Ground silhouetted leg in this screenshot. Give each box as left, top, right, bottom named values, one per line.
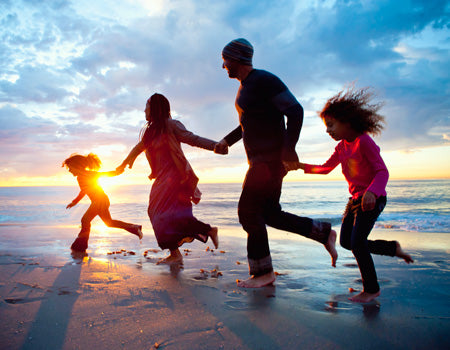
left=71, top=204, right=98, bottom=251
left=350, top=197, right=387, bottom=293
left=260, top=165, right=331, bottom=244
left=340, top=198, right=355, bottom=251
left=238, top=163, right=273, bottom=276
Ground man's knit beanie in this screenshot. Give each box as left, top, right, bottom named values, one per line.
left=222, top=38, right=253, bottom=66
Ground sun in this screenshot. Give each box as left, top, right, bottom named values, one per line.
left=97, top=175, right=118, bottom=194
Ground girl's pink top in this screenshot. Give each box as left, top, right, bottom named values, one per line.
left=304, top=133, right=389, bottom=199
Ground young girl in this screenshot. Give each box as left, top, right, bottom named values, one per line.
left=63, top=153, right=143, bottom=252
left=291, top=87, right=413, bottom=303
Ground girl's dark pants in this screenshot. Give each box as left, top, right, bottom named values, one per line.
left=238, top=161, right=329, bottom=276
left=340, top=196, right=396, bottom=293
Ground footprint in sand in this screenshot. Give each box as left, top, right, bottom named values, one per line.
left=343, top=263, right=359, bottom=268
left=4, top=296, right=47, bottom=304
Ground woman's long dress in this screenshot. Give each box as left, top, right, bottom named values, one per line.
left=146, top=119, right=216, bottom=250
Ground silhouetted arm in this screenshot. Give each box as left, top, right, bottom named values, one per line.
left=98, top=170, right=122, bottom=177
left=214, top=125, right=241, bottom=155
left=223, top=126, right=242, bottom=147
left=118, top=141, right=145, bottom=170
left=67, top=190, right=85, bottom=209
left=171, top=120, right=217, bottom=150
left=303, top=151, right=340, bottom=174
left=272, top=89, right=303, bottom=163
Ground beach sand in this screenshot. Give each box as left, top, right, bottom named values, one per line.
left=0, top=224, right=449, bottom=349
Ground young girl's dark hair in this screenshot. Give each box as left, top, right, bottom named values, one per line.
left=62, top=153, right=101, bottom=171
left=141, top=93, right=172, bottom=146
left=319, top=87, right=385, bottom=136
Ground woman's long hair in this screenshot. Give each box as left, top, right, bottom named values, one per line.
left=141, top=93, right=171, bottom=147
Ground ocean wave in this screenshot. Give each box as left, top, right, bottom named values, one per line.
left=376, top=219, right=450, bottom=233
left=1, top=181, right=449, bottom=234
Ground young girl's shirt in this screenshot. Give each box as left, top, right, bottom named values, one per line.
left=77, top=171, right=108, bottom=201
left=304, top=133, right=389, bottom=199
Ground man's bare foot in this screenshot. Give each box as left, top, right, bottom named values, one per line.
left=156, top=249, right=183, bottom=265
left=208, top=227, right=219, bottom=249
left=349, top=290, right=380, bottom=303
left=325, top=229, right=338, bottom=267
left=395, top=241, right=414, bottom=263
left=237, top=271, right=275, bottom=288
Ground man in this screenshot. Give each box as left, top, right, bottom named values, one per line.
left=214, top=38, right=337, bottom=288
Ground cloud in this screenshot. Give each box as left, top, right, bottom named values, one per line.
left=0, top=0, right=449, bottom=183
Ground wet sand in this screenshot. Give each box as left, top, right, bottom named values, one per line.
left=0, top=225, right=449, bottom=349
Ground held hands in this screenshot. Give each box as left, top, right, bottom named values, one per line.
left=114, top=166, right=125, bottom=175
left=362, top=191, right=376, bottom=212
left=214, top=139, right=229, bottom=155
left=116, top=164, right=127, bottom=174
left=283, top=161, right=304, bottom=172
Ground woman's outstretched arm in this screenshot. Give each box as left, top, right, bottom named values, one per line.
left=171, top=120, right=217, bottom=151
left=117, top=141, right=145, bottom=171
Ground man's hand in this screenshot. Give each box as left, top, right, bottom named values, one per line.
left=362, top=191, right=376, bottom=212
left=283, top=161, right=303, bottom=172
left=66, top=202, right=75, bottom=209
left=214, top=139, right=229, bottom=155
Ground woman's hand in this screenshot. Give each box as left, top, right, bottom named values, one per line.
left=116, top=164, right=127, bottom=173
left=214, top=139, right=229, bottom=155
left=362, top=191, right=376, bottom=212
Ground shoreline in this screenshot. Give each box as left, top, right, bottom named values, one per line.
left=0, top=225, right=449, bottom=349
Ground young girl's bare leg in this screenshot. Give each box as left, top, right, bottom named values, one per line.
left=71, top=205, right=97, bottom=251
left=349, top=290, right=380, bottom=303
left=237, top=271, right=276, bottom=288
left=325, top=229, right=338, bottom=267
left=157, top=248, right=183, bottom=265
left=100, top=210, right=143, bottom=239
left=395, top=241, right=414, bottom=263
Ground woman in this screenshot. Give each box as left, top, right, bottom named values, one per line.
left=118, top=93, right=220, bottom=264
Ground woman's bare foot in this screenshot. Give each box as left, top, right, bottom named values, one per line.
left=395, top=241, right=414, bottom=263
left=325, top=229, right=338, bottom=267
left=135, top=225, right=143, bottom=240
left=349, top=290, right=380, bottom=303
left=208, top=227, right=219, bottom=249
left=156, top=249, right=183, bottom=265
left=237, top=271, right=275, bottom=288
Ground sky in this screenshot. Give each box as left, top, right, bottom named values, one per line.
left=0, top=0, right=449, bottom=187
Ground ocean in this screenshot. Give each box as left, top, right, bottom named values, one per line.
left=0, top=179, right=449, bottom=234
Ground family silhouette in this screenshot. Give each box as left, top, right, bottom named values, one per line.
left=63, top=38, right=413, bottom=303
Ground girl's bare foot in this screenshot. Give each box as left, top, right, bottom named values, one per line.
left=208, top=227, right=219, bottom=249
left=325, top=229, right=338, bottom=267
left=156, top=249, right=183, bottom=265
left=395, top=241, right=414, bottom=263
left=237, top=271, right=275, bottom=288
left=349, top=290, right=380, bottom=303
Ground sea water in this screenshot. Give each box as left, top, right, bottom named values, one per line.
left=0, top=179, right=448, bottom=234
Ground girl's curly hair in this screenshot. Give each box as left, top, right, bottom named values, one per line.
left=62, top=153, right=101, bottom=171
left=319, top=86, right=385, bottom=136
